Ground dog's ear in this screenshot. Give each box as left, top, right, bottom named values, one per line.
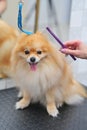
left=36, top=31, right=42, bottom=36
left=17, top=33, right=28, bottom=44
left=35, top=31, right=49, bottom=42
left=19, top=33, right=28, bottom=39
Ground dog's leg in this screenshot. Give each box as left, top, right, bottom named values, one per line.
left=46, top=89, right=59, bottom=117
left=17, top=91, right=23, bottom=98
left=57, top=101, right=63, bottom=108
left=64, top=83, right=86, bottom=105
left=16, top=89, right=31, bottom=110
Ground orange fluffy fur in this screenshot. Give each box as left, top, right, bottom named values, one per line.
left=10, top=32, right=87, bottom=117
left=0, top=20, right=19, bottom=78
left=0, top=20, right=87, bottom=117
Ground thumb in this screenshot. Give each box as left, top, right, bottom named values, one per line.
left=60, top=48, right=80, bottom=57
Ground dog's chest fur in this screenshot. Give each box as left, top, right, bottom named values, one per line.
left=15, top=63, right=61, bottom=101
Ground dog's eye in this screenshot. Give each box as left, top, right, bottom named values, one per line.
left=24, top=50, right=30, bottom=55
left=37, top=50, right=42, bottom=54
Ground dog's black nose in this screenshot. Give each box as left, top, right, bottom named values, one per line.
left=30, top=57, right=36, bottom=63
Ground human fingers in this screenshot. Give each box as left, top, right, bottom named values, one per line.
left=60, top=48, right=81, bottom=58
left=64, top=40, right=81, bottom=48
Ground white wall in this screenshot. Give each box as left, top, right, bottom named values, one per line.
left=69, top=0, right=87, bottom=85
left=2, top=0, right=18, bottom=27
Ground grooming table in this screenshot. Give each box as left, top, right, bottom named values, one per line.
left=0, top=88, right=87, bottom=130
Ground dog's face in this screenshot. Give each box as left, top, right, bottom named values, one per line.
left=14, top=32, right=52, bottom=71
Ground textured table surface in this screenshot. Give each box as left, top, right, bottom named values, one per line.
left=0, top=88, right=87, bottom=130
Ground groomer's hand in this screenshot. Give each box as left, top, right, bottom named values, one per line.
left=61, top=40, right=87, bottom=59
left=0, top=0, right=7, bottom=15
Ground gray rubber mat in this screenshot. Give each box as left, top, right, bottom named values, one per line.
left=0, top=88, right=87, bottom=130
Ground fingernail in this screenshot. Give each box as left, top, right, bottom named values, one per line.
left=60, top=49, right=65, bottom=52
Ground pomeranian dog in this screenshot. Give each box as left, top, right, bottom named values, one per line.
left=1, top=20, right=86, bottom=117
left=0, top=20, right=19, bottom=78
left=11, top=32, right=87, bottom=117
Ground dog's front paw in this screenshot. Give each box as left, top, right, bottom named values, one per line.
left=17, top=91, right=23, bottom=98
left=47, top=105, right=59, bottom=117
left=57, top=102, right=63, bottom=108
left=16, top=98, right=30, bottom=110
